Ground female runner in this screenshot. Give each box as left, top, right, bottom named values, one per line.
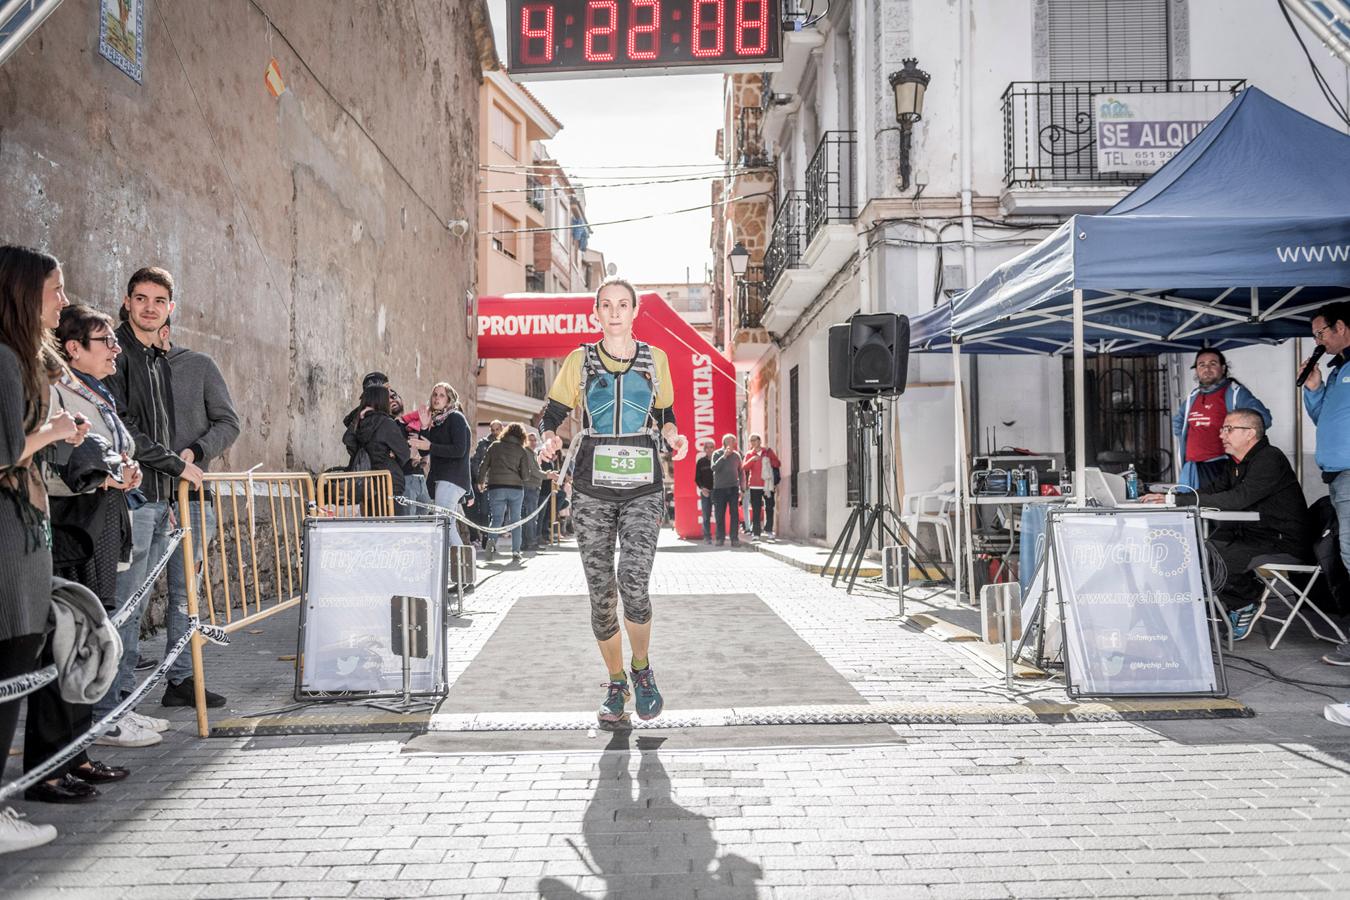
left=539, top=277, right=687, bottom=728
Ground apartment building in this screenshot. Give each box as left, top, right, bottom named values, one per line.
left=712, top=0, right=1349, bottom=544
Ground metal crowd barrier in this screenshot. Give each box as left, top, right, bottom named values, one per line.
left=315, top=470, right=394, bottom=518
left=181, top=471, right=315, bottom=737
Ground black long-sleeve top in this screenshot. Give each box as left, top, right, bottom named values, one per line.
left=425, top=410, right=472, bottom=490
left=1188, top=436, right=1311, bottom=556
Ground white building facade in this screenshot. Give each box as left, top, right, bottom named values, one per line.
left=714, top=0, right=1350, bottom=545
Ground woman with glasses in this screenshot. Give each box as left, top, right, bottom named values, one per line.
left=24, top=304, right=149, bottom=805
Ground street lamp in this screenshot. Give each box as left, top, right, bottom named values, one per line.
left=887, top=58, right=930, bottom=192
left=728, top=241, right=750, bottom=277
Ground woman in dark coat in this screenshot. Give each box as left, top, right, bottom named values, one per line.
left=0, top=245, right=86, bottom=852
left=423, top=381, right=472, bottom=546
left=342, top=385, right=411, bottom=502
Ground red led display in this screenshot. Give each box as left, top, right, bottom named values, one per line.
left=507, top=0, right=781, bottom=78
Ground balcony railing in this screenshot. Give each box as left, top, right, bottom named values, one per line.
left=525, top=362, right=547, bottom=400
left=737, top=265, right=767, bottom=329
left=525, top=267, right=545, bottom=292
left=736, top=106, right=772, bottom=169
left=764, top=191, right=806, bottom=294
left=805, top=131, right=856, bottom=246
left=526, top=175, right=546, bottom=212
left=1002, top=79, right=1246, bottom=189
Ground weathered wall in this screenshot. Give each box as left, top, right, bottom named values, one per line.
left=0, top=0, right=484, bottom=473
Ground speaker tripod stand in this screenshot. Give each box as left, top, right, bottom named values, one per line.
left=823, top=398, right=950, bottom=594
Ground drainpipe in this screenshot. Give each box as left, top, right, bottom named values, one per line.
left=959, top=0, right=979, bottom=470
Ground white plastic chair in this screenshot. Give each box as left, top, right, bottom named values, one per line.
left=902, top=481, right=956, bottom=562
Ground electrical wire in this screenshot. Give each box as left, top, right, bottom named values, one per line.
left=480, top=161, right=735, bottom=172
left=478, top=168, right=773, bottom=194
left=481, top=191, right=774, bottom=234
left=1277, top=0, right=1350, bottom=127
left=1225, top=655, right=1345, bottom=701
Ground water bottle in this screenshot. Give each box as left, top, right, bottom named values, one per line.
left=1124, top=464, right=1140, bottom=500
left=1014, top=467, right=1029, bottom=497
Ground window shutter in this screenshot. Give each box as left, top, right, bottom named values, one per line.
left=1047, top=0, right=1170, bottom=81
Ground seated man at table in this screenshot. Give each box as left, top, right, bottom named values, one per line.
left=1143, top=407, right=1311, bottom=640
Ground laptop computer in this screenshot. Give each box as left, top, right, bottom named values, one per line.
left=1082, top=466, right=1129, bottom=508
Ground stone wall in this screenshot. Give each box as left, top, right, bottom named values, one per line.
left=0, top=0, right=488, bottom=474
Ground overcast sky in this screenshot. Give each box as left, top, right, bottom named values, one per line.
left=486, top=1, right=724, bottom=284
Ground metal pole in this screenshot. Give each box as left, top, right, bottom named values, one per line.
left=398, top=597, right=413, bottom=706
left=952, top=341, right=969, bottom=603
left=1294, top=338, right=1304, bottom=485
left=1072, top=289, right=1087, bottom=508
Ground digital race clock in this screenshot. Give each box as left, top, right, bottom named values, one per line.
left=506, top=0, right=784, bottom=79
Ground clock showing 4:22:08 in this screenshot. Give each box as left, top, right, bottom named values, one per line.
left=506, top=0, right=784, bottom=79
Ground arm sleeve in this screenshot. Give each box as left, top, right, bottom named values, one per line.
left=0, top=347, right=28, bottom=469
left=382, top=419, right=411, bottom=465
left=1171, top=402, right=1186, bottom=441
left=107, top=354, right=186, bottom=477
left=1303, top=383, right=1326, bottom=424
left=656, top=405, right=676, bottom=429
left=539, top=399, right=572, bottom=435
left=191, top=357, right=241, bottom=462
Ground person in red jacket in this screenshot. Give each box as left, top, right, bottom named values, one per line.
left=741, top=434, right=781, bottom=540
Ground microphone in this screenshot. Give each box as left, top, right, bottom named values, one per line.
left=1297, top=345, right=1327, bottom=387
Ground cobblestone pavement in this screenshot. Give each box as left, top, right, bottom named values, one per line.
left=4, top=535, right=1350, bottom=898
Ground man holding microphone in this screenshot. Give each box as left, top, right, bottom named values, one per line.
left=1302, top=303, right=1350, bottom=666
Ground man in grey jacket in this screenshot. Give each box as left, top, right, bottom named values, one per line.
left=159, top=319, right=240, bottom=708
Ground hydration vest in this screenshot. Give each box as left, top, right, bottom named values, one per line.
left=579, top=341, right=661, bottom=438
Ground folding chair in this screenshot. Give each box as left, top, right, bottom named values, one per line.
left=1251, top=555, right=1350, bottom=650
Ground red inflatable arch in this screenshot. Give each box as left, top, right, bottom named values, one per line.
left=476, top=292, right=738, bottom=540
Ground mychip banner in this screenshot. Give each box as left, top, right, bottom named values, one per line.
left=1094, top=91, right=1232, bottom=173
left=296, top=517, right=450, bottom=698
left=1050, top=508, right=1224, bottom=698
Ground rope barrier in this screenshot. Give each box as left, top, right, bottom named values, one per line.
left=0, top=617, right=228, bottom=803
left=0, top=530, right=185, bottom=703
left=396, top=491, right=556, bottom=535
left=0, top=665, right=57, bottom=703
left=110, top=530, right=184, bottom=629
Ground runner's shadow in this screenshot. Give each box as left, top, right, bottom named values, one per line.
left=538, top=732, right=762, bottom=899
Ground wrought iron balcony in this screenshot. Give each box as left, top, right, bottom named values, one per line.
left=735, top=106, right=772, bottom=169
left=526, top=175, right=546, bottom=212
left=525, top=266, right=545, bottom=292
left=805, top=131, right=857, bottom=247
left=737, top=266, right=766, bottom=330
left=1001, top=79, right=1246, bottom=189
left=763, top=191, right=806, bottom=294
left=525, top=362, right=547, bottom=400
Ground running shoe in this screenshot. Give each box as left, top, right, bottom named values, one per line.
left=597, top=679, right=631, bottom=728
left=631, top=665, right=664, bottom=721
left=0, top=807, right=57, bottom=854
left=1228, top=601, right=1264, bottom=641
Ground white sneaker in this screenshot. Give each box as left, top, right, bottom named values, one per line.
left=93, top=720, right=162, bottom=748
left=126, top=710, right=170, bottom=733
left=0, top=807, right=57, bottom=854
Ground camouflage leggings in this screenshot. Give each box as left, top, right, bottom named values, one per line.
left=571, top=490, right=665, bottom=641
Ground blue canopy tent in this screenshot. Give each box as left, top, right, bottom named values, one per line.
left=906, top=86, right=1350, bottom=598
